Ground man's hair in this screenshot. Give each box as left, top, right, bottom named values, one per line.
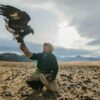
left=43, top=42, right=54, bottom=52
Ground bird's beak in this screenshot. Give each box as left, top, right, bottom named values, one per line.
left=31, top=29, right=34, bottom=34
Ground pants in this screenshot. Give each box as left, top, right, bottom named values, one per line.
left=28, top=69, right=59, bottom=92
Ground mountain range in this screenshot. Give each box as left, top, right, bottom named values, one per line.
left=0, top=52, right=99, bottom=62
left=0, top=38, right=100, bottom=62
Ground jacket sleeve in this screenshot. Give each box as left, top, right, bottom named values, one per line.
left=50, top=55, right=58, bottom=80
left=30, top=53, right=40, bottom=60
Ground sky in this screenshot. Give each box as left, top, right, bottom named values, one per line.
left=0, top=0, right=100, bottom=56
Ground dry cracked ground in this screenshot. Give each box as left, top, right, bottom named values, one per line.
left=0, top=61, right=100, bottom=100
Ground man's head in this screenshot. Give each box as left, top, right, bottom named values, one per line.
left=43, top=42, right=54, bottom=53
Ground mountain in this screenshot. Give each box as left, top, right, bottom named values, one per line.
left=57, top=55, right=100, bottom=61
left=0, top=53, right=32, bottom=62
left=0, top=53, right=100, bottom=62
left=0, top=38, right=100, bottom=61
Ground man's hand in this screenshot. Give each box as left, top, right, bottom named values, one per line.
left=46, top=74, right=54, bottom=82
left=20, top=42, right=26, bottom=51
left=20, top=43, right=33, bottom=58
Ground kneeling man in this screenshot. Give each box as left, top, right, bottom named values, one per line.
left=20, top=42, right=59, bottom=95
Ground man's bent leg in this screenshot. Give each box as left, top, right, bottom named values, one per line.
left=27, top=70, right=44, bottom=96
left=28, top=69, right=40, bottom=81
left=39, top=73, right=59, bottom=93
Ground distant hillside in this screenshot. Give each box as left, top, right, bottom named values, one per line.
left=57, top=55, right=100, bottom=61
left=0, top=53, right=32, bottom=62
left=0, top=37, right=100, bottom=62
left=0, top=53, right=100, bottom=62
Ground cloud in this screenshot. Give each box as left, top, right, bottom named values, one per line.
left=53, top=0, right=100, bottom=45
left=54, top=47, right=92, bottom=56
left=87, top=39, right=100, bottom=46
left=0, top=0, right=100, bottom=55
left=0, top=38, right=18, bottom=53
left=0, top=1, right=59, bottom=45
left=0, top=37, right=97, bottom=56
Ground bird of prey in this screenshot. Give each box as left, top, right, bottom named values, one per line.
left=0, top=4, right=34, bottom=43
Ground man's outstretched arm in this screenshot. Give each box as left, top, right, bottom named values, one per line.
left=20, top=43, right=33, bottom=58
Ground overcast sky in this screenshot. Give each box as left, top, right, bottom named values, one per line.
left=0, top=0, right=100, bottom=56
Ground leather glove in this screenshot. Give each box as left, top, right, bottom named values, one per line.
left=46, top=74, right=54, bottom=82
left=20, top=42, right=26, bottom=51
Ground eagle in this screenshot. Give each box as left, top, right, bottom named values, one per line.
left=0, top=4, right=34, bottom=43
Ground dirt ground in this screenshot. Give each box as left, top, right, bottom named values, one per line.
left=0, top=61, right=100, bottom=100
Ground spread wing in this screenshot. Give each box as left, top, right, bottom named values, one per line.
left=0, top=4, right=30, bottom=24
left=0, top=4, right=34, bottom=43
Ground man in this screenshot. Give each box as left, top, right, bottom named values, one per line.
left=20, top=42, right=59, bottom=95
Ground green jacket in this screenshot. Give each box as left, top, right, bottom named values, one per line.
left=30, top=51, right=58, bottom=80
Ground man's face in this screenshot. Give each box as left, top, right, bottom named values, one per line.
left=43, top=45, right=49, bottom=52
